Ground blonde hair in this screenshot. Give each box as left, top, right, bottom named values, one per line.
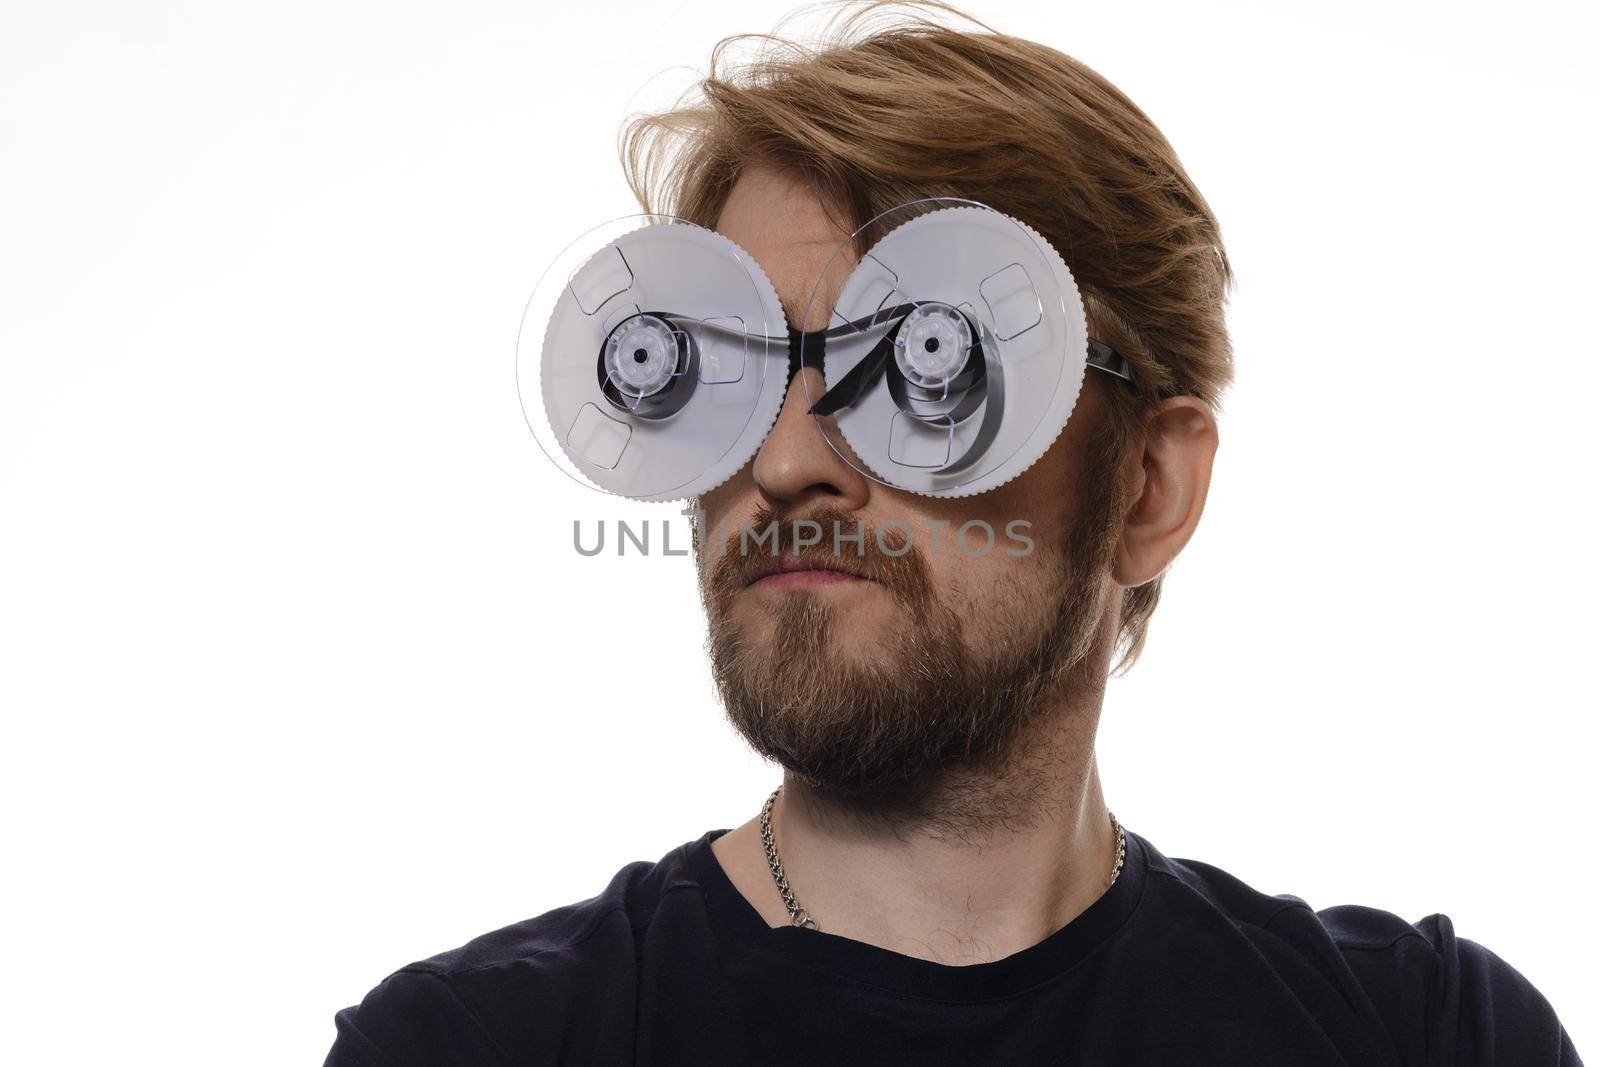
left=620, top=0, right=1234, bottom=672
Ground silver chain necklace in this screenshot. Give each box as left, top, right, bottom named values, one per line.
left=759, top=785, right=1126, bottom=932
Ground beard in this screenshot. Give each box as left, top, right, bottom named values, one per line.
left=697, top=440, right=1127, bottom=831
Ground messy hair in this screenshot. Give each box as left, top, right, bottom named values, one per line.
left=620, top=0, right=1234, bottom=673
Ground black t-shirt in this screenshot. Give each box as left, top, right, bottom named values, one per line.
left=324, top=828, right=1579, bottom=1065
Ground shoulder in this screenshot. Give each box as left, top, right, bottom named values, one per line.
left=1137, top=836, right=1579, bottom=1064
left=323, top=833, right=709, bottom=1066
left=1315, top=906, right=1580, bottom=1064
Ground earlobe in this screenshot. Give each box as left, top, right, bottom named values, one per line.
left=1111, top=397, right=1219, bottom=588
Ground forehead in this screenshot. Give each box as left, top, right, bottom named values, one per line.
left=712, top=166, right=857, bottom=332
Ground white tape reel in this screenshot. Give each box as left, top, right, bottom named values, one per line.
left=519, top=216, right=789, bottom=501
left=800, top=200, right=1089, bottom=498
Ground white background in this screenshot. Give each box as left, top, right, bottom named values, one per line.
left=2, top=1, right=1595, bottom=1061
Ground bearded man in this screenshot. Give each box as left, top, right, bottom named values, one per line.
left=324, top=5, right=1578, bottom=1063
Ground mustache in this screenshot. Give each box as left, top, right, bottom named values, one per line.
left=702, top=504, right=935, bottom=609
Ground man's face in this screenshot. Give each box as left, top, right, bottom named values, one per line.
left=696, top=166, right=1126, bottom=821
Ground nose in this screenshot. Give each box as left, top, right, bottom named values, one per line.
left=752, top=366, right=871, bottom=511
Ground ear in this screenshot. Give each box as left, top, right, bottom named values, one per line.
left=1112, top=396, right=1219, bottom=588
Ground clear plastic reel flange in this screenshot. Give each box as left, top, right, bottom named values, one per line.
left=797, top=198, right=1090, bottom=498
left=518, top=214, right=789, bottom=502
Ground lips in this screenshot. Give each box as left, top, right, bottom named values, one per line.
left=745, top=554, right=870, bottom=587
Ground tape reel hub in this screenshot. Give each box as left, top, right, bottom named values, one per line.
left=894, top=303, right=972, bottom=389
left=601, top=314, right=688, bottom=409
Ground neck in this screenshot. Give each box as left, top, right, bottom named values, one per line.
left=712, top=687, right=1118, bottom=966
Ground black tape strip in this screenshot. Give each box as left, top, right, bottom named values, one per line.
left=786, top=326, right=828, bottom=388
